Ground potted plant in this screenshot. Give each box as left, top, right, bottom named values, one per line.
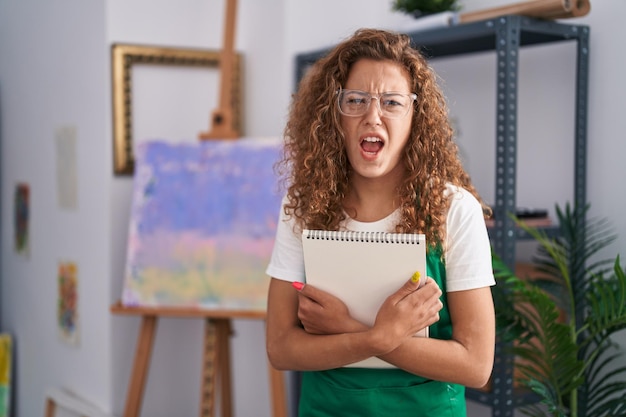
left=391, top=0, right=460, bottom=17
left=493, top=203, right=626, bottom=416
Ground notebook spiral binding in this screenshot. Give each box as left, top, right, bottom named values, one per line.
left=303, top=229, right=422, bottom=244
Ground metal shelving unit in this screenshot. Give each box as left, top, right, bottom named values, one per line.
left=409, top=14, right=589, bottom=270
left=409, top=15, right=590, bottom=416
left=294, top=15, right=589, bottom=416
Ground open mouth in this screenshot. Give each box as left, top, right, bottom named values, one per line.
left=360, top=137, right=384, bottom=154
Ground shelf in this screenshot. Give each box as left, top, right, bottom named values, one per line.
left=409, top=16, right=586, bottom=58
left=487, top=224, right=560, bottom=240
left=410, top=15, right=589, bottom=417
left=486, top=218, right=561, bottom=240
left=466, top=385, right=539, bottom=407
left=294, top=16, right=587, bottom=77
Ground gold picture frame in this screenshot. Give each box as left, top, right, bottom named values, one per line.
left=111, top=43, right=242, bottom=175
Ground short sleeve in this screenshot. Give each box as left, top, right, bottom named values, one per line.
left=265, top=196, right=306, bottom=283
left=444, top=186, right=496, bottom=292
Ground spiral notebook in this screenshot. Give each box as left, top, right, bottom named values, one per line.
left=302, top=229, right=428, bottom=368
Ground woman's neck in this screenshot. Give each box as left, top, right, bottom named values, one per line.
left=343, top=174, right=402, bottom=223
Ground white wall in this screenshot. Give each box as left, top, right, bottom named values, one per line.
left=0, top=1, right=111, bottom=417
left=1, top=1, right=625, bottom=417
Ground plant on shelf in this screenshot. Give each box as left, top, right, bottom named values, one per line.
left=391, top=0, right=460, bottom=17
left=492, top=203, right=626, bottom=416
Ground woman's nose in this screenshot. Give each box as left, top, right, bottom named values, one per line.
left=363, top=97, right=383, bottom=125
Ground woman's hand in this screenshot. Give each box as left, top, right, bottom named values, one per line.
left=293, top=282, right=367, bottom=335
left=372, top=276, right=443, bottom=353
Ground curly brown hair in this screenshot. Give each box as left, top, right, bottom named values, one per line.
left=277, top=28, right=489, bottom=247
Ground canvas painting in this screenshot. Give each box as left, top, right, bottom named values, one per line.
left=122, top=138, right=284, bottom=311
left=58, top=262, right=79, bottom=346
left=0, top=334, right=11, bottom=417
left=14, top=183, right=29, bottom=255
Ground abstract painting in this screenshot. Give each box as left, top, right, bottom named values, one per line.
left=0, top=334, right=11, bottom=417
left=122, top=138, right=284, bottom=311
left=58, top=261, right=79, bottom=346
left=14, top=183, right=29, bottom=255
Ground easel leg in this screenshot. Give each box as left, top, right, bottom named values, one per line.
left=44, top=398, right=56, bottom=417
left=200, top=319, right=233, bottom=417
left=215, top=319, right=233, bottom=417
left=200, top=319, right=217, bottom=417
left=268, top=365, right=287, bottom=417
left=124, top=315, right=158, bottom=417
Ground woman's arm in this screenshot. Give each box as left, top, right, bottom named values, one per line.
left=379, top=286, right=495, bottom=388
left=372, top=186, right=495, bottom=387
left=267, top=274, right=494, bottom=387
left=265, top=276, right=443, bottom=371
left=265, top=278, right=383, bottom=370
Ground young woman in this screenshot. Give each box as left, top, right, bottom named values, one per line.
left=266, top=28, right=495, bottom=416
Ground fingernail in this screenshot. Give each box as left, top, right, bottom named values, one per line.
left=411, top=271, right=421, bottom=283
left=292, top=281, right=305, bottom=291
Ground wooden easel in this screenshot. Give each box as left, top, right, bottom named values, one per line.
left=114, top=1, right=287, bottom=415
left=198, top=0, right=239, bottom=140
left=111, top=302, right=287, bottom=417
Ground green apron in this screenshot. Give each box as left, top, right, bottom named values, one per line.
left=298, top=247, right=466, bottom=417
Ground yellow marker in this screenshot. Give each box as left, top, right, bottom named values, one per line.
left=411, top=271, right=421, bottom=283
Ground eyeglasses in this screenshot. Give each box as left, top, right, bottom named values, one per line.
left=337, top=89, right=417, bottom=119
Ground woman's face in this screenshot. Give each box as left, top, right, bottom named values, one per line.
left=340, top=58, right=414, bottom=184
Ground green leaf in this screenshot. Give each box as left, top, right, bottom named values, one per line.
left=494, top=202, right=626, bottom=415
left=391, top=0, right=460, bottom=14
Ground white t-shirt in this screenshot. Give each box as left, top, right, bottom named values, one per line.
left=266, top=184, right=495, bottom=292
